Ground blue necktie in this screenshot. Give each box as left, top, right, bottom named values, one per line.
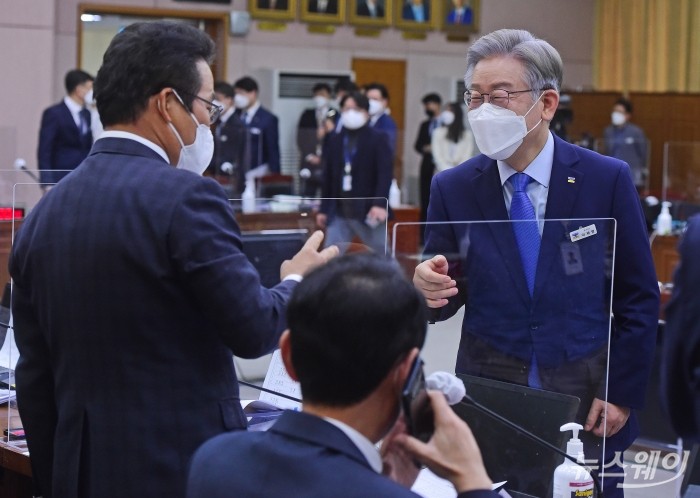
left=508, top=173, right=542, bottom=388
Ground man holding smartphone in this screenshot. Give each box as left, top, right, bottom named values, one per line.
left=187, top=254, right=498, bottom=498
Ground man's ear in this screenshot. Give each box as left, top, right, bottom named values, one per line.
left=394, top=347, right=420, bottom=388
left=154, top=88, right=176, bottom=123
left=540, top=89, right=559, bottom=122
left=279, top=330, right=298, bottom=381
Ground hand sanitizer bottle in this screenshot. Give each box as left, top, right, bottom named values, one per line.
left=242, top=180, right=256, bottom=214
left=389, top=179, right=401, bottom=209
left=552, top=423, right=594, bottom=498
left=656, top=201, right=672, bottom=235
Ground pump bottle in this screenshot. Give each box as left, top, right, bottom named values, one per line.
left=656, top=201, right=672, bottom=235
left=552, top=423, right=594, bottom=498
left=242, top=180, right=256, bottom=214
left=389, top=179, right=401, bottom=209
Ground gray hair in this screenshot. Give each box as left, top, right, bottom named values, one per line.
left=464, top=29, right=563, bottom=99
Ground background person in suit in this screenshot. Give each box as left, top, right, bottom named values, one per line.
left=413, top=29, right=659, bottom=497
left=662, top=214, right=700, bottom=442
left=187, top=254, right=499, bottom=498
left=602, top=98, right=649, bottom=192
left=297, top=83, right=332, bottom=197
left=37, top=69, right=94, bottom=186
left=402, top=0, right=430, bottom=22
left=232, top=76, right=281, bottom=184
left=414, top=92, right=442, bottom=224
left=10, top=21, right=336, bottom=498
left=317, top=92, right=393, bottom=254
left=357, top=0, right=385, bottom=17
left=365, top=82, right=398, bottom=157
left=446, top=0, right=473, bottom=25
left=209, top=81, right=244, bottom=185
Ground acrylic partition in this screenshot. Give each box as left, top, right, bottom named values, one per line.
left=594, top=136, right=651, bottom=192
left=394, top=218, right=616, bottom=498
left=230, top=196, right=389, bottom=405
left=661, top=141, right=700, bottom=226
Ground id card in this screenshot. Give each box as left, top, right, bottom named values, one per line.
left=560, top=242, right=583, bottom=276
left=342, top=174, right=352, bottom=192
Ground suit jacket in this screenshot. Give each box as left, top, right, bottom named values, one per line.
left=187, top=410, right=498, bottom=498
left=402, top=1, right=430, bottom=21
left=446, top=7, right=473, bottom=24
left=662, top=214, right=700, bottom=441
left=235, top=106, right=281, bottom=174
left=10, top=137, right=297, bottom=498
left=424, top=135, right=659, bottom=451
left=320, top=125, right=393, bottom=221
left=211, top=114, right=247, bottom=177
left=357, top=1, right=385, bottom=17
left=371, top=112, right=398, bottom=156
left=308, top=0, right=338, bottom=14
left=37, top=101, right=93, bottom=184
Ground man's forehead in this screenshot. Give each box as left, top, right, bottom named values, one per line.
left=470, top=56, right=526, bottom=90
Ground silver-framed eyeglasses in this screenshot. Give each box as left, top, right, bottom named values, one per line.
left=464, top=88, right=536, bottom=109
left=174, top=90, right=224, bottom=124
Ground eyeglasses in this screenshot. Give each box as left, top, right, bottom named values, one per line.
left=173, top=90, right=224, bottom=124
left=464, top=88, right=536, bottom=109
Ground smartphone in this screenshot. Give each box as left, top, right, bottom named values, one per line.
left=401, top=357, right=434, bottom=442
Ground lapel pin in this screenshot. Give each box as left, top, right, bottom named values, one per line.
left=567, top=177, right=576, bottom=184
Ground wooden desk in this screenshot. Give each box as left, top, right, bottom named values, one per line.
left=651, top=234, right=680, bottom=284
left=0, top=405, right=32, bottom=498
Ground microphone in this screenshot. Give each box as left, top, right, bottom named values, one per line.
left=13, top=158, right=40, bottom=183
left=426, top=371, right=603, bottom=497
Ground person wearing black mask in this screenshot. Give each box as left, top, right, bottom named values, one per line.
left=414, top=92, right=442, bottom=224
left=317, top=92, right=392, bottom=254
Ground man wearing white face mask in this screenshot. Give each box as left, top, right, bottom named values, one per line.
left=10, top=22, right=338, bottom=498
left=413, top=29, right=658, bottom=497
left=297, top=82, right=332, bottom=196
left=365, top=82, right=398, bottom=156
left=602, top=98, right=649, bottom=192
left=317, top=92, right=393, bottom=254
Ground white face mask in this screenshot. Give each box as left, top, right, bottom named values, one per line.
left=440, top=110, right=455, bottom=126
left=234, top=93, right=250, bottom=109
left=368, top=99, right=384, bottom=117
left=169, top=91, right=215, bottom=175
left=611, top=111, right=626, bottom=126
left=84, top=89, right=94, bottom=106
left=341, top=109, right=367, bottom=130
left=313, top=96, right=329, bottom=109
left=467, top=94, right=543, bottom=161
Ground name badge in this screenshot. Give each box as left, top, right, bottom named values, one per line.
left=342, top=174, right=352, bottom=192
left=569, top=224, right=597, bottom=242
left=560, top=242, right=583, bottom=276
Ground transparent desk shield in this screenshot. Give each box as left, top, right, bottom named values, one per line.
left=394, top=218, right=616, bottom=497
left=662, top=141, right=700, bottom=224
left=595, top=136, right=650, bottom=191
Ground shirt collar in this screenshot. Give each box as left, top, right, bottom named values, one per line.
left=246, top=101, right=261, bottom=119
left=64, top=96, right=83, bottom=115
left=219, top=106, right=235, bottom=124
left=497, top=131, right=554, bottom=187
left=97, top=130, right=170, bottom=164
left=323, top=416, right=382, bottom=473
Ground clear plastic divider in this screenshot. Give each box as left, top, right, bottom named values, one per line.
left=662, top=141, right=700, bottom=224
left=394, top=218, right=615, bottom=497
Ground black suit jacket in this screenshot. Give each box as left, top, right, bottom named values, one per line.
left=308, top=0, right=339, bottom=13
left=357, top=1, right=385, bottom=16
left=235, top=106, right=281, bottom=173
left=211, top=114, right=247, bottom=177
left=11, top=137, right=297, bottom=498
left=187, top=410, right=499, bottom=498
left=37, top=101, right=93, bottom=183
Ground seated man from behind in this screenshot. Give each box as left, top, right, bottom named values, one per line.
left=187, top=254, right=498, bottom=498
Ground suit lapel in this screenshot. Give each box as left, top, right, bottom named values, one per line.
left=60, top=101, right=82, bottom=138
left=472, top=160, right=532, bottom=305
left=533, top=137, right=584, bottom=301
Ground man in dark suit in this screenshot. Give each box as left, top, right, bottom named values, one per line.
left=413, top=29, right=659, bottom=497
left=210, top=81, right=247, bottom=192
left=357, top=0, right=385, bottom=17
left=232, top=76, right=281, bottom=188
left=414, top=92, right=442, bottom=223
left=37, top=69, right=94, bottom=186
left=662, top=214, right=700, bottom=442
left=402, top=0, right=430, bottom=22
left=365, top=82, right=398, bottom=157
left=317, top=92, right=393, bottom=254
left=446, top=0, right=473, bottom=24
left=10, top=21, right=336, bottom=498
left=308, top=0, right=339, bottom=14
left=187, top=254, right=499, bottom=498
left=297, top=82, right=332, bottom=197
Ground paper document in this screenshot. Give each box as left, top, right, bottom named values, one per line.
left=259, top=350, right=302, bottom=410
left=411, top=469, right=507, bottom=498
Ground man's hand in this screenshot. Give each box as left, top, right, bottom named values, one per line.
left=366, top=206, right=388, bottom=224
left=394, top=391, right=492, bottom=493
left=413, top=255, right=458, bottom=308
left=280, top=230, right=338, bottom=279
left=381, top=416, right=420, bottom=489
left=584, top=398, right=630, bottom=437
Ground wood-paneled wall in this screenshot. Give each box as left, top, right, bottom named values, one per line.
left=565, top=92, right=700, bottom=195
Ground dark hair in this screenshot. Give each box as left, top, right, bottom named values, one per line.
left=214, top=81, right=235, bottom=99
left=340, top=91, right=370, bottom=112
left=422, top=92, right=442, bottom=105
left=615, top=98, right=633, bottom=114
left=287, top=254, right=427, bottom=406
left=64, top=69, right=93, bottom=94
left=364, top=82, right=390, bottom=101
left=234, top=76, right=258, bottom=93
left=446, top=102, right=465, bottom=144
left=312, top=83, right=332, bottom=94
left=94, top=21, right=215, bottom=127
left=334, top=79, right=358, bottom=95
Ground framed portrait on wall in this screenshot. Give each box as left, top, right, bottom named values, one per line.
left=349, top=0, right=392, bottom=28
left=300, top=0, right=346, bottom=24
left=442, top=0, right=479, bottom=35
left=394, top=0, right=438, bottom=30
left=249, top=0, right=298, bottom=21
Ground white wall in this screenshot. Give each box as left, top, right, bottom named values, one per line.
left=0, top=0, right=595, bottom=208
